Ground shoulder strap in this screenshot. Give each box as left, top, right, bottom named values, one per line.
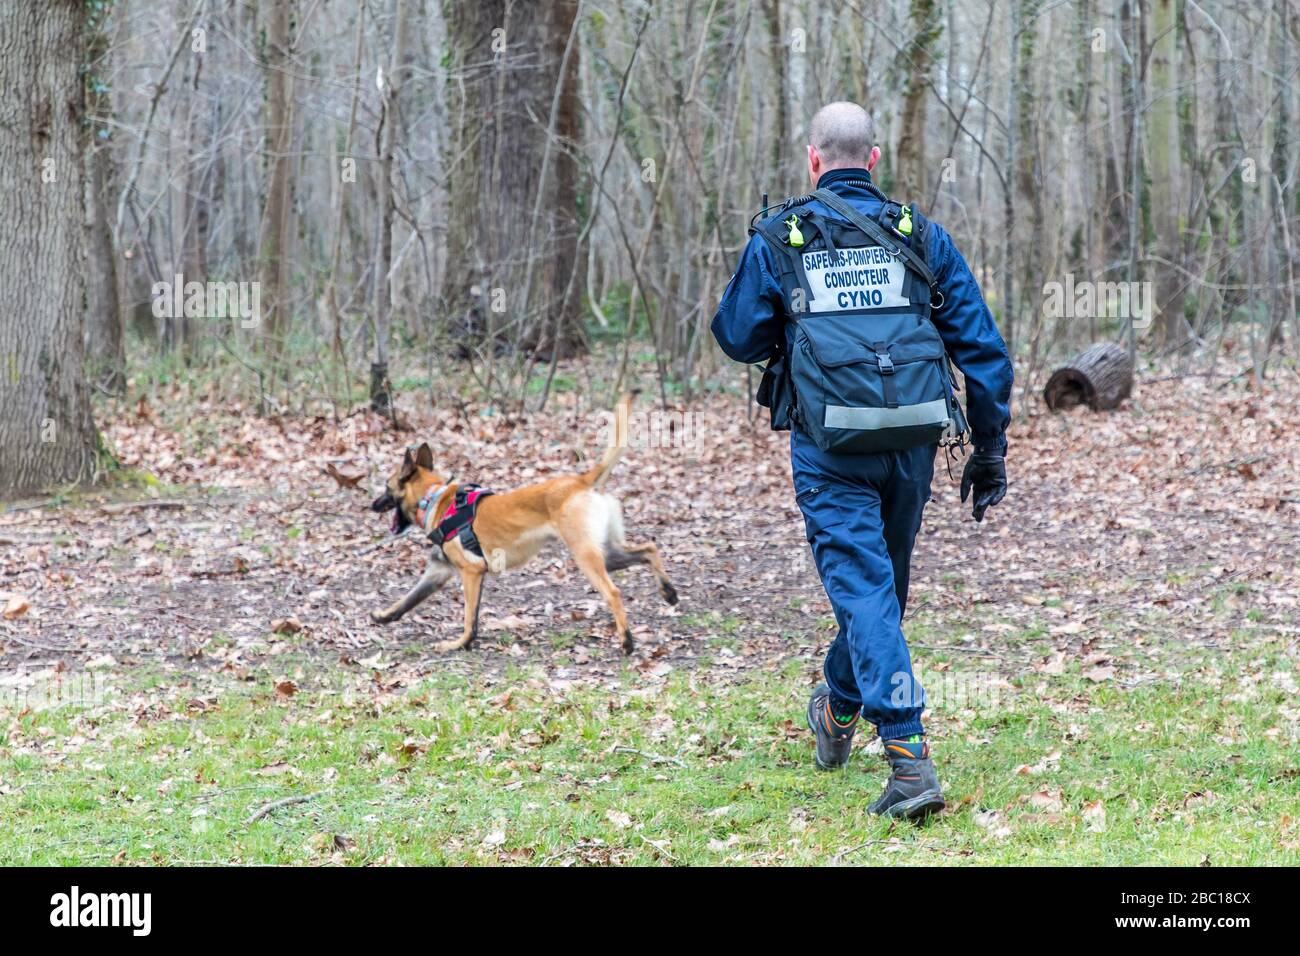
left=751, top=216, right=813, bottom=300
left=908, top=207, right=931, bottom=267
left=810, top=188, right=938, bottom=294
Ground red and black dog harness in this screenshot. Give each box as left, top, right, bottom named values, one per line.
left=420, top=483, right=494, bottom=558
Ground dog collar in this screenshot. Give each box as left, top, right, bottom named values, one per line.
left=416, top=479, right=454, bottom=533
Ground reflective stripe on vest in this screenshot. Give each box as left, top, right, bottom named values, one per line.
left=824, top=399, right=950, bottom=431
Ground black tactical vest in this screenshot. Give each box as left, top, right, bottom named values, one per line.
left=751, top=183, right=967, bottom=454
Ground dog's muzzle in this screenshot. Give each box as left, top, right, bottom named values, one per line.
left=371, top=491, right=411, bottom=534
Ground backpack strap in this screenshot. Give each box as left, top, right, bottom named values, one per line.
left=810, top=188, right=940, bottom=301
left=799, top=211, right=840, bottom=264
left=905, top=207, right=943, bottom=310
left=751, top=216, right=814, bottom=302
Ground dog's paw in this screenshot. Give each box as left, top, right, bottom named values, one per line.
left=369, top=610, right=391, bottom=625
left=660, top=582, right=679, bottom=606
left=621, top=630, right=635, bottom=655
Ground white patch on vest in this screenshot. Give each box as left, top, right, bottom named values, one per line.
left=801, top=246, right=908, bottom=313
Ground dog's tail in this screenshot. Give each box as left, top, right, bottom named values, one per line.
left=585, top=391, right=636, bottom=489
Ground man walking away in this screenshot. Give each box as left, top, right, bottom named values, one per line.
left=710, top=102, right=1013, bottom=820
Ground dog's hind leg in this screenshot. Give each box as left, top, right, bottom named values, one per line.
left=436, top=567, right=485, bottom=652
left=606, top=540, right=679, bottom=606
left=570, top=541, right=635, bottom=654
left=371, top=560, right=453, bottom=625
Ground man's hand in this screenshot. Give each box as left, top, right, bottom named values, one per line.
left=960, top=449, right=1006, bottom=522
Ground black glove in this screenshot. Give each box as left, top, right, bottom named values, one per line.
left=960, top=449, right=1007, bottom=523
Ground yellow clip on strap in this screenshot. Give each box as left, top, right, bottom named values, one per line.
left=897, top=204, right=913, bottom=237
left=785, top=214, right=804, bottom=247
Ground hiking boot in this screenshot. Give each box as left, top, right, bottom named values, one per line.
left=868, top=738, right=946, bottom=820
left=806, top=683, right=859, bottom=770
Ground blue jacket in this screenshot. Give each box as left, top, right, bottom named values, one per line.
left=711, top=168, right=1013, bottom=452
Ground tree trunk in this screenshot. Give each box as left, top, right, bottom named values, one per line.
left=0, top=1, right=102, bottom=496
left=896, top=0, right=940, bottom=199
left=175, top=37, right=213, bottom=356
left=1015, top=0, right=1045, bottom=356
left=256, top=0, right=296, bottom=360
left=1078, top=0, right=1098, bottom=346
left=1043, top=342, right=1135, bottom=412
left=765, top=0, right=787, bottom=181
left=1149, top=0, right=1186, bottom=347
left=442, top=0, right=586, bottom=360
left=84, top=13, right=125, bottom=393
left=1002, top=0, right=1020, bottom=355
left=322, top=0, right=367, bottom=371
left=541, top=0, right=584, bottom=357
left=371, top=0, right=410, bottom=416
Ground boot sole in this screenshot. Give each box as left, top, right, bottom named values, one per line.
left=874, top=789, right=946, bottom=820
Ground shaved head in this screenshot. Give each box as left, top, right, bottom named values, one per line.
left=809, top=102, right=876, bottom=169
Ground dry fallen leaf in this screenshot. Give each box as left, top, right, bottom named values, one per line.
left=1083, top=800, right=1107, bottom=832
left=1038, top=652, right=1067, bottom=675
left=324, top=462, right=365, bottom=489
left=973, top=809, right=1002, bottom=829
left=253, top=761, right=299, bottom=777
left=1028, top=790, right=1064, bottom=812
left=274, top=679, right=299, bottom=699
left=270, top=616, right=303, bottom=635
left=3, top=595, right=30, bottom=620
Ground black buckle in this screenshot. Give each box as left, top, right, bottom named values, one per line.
left=875, top=350, right=895, bottom=374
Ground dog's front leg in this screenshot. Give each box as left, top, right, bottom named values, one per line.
left=435, top=567, right=485, bottom=652
left=371, top=559, right=453, bottom=624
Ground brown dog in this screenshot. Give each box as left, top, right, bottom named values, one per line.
left=368, top=398, right=677, bottom=654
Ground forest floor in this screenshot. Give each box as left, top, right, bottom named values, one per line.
left=2, top=359, right=1299, bottom=864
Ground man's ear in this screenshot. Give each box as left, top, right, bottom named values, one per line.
left=399, top=447, right=417, bottom=483
left=415, top=442, right=434, bottom=471
left=867, top=145, right=881, bottom=172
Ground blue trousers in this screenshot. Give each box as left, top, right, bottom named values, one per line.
left=791, top=429, right=935, bottom=740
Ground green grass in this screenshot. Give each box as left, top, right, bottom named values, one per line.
left=2, top=649, right=1296, bottom=866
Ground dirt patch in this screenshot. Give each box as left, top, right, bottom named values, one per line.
left=2, top=377, right=1298, bottom=690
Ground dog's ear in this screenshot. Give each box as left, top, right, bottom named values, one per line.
left=415, top=442, right=434, bottom=471
left=399, top=447, right=418, bottom=484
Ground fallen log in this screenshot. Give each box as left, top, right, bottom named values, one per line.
left=1043, top=342, right=1134, bottom=412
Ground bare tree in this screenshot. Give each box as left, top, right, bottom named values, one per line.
left=84, top=6, right=126, bottom=391
left=442, top=0, right=586, bottom=372
left=896, top=0, right=941, bottom=198
left=1150, top=0, right=1186, bottom=347
left=0, top=1, right=102, bottom=496
left=370, top=0, right=410, bottom=416
left=256, top=0, right=296, bottom=361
